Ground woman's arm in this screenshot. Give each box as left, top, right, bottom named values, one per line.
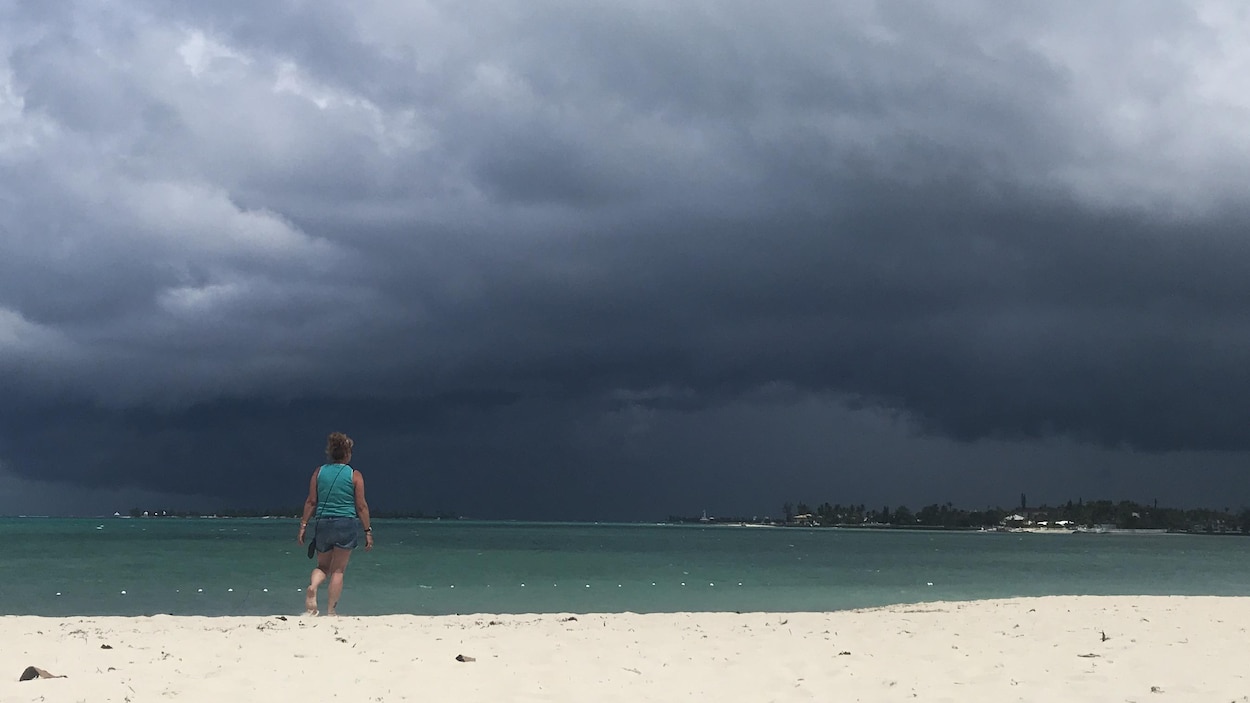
left=297, top=468, right=319, bottom=544
left=354, top=470, right=373, bottom=551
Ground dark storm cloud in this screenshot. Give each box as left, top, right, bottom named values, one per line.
left=2, top=0, right=1250, bottom=515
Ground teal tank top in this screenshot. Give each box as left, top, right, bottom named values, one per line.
left=316, top=463, right=356, bottom=518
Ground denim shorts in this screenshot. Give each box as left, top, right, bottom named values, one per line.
left=313, top=517, right=360, bottom=552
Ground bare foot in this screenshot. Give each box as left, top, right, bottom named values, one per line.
left=304, top=587, right=318, bottom=614
left=302, top=608, right=319, bottom=617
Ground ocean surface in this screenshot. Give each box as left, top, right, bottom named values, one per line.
left=6, top=518, right=1250, bottom=617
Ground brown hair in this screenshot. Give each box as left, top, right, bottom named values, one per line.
left=326, top=432, right=354, bottom=463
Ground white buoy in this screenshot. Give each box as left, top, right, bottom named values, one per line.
left=55, top=592, right=61, bottom=596
left=227, top=588, right=233, bottom=592
left=927, top=582, right=934, bottom=586
left=709, top=582, right=714, bottom=586
left=449, top=585, right=455, bottom=588
left=263, top=588, right=268, bottom=592
left=585, top=584, right=590, bottom=588
left=680, top=582, right=686, bottom=586
left=120, top=590, right=126, bottom=595
left=521, top=583, right=526, bottom=587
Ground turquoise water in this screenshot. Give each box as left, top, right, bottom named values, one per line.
left=5, top=518, right=1250, bottom=616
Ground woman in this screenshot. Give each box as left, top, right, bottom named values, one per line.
left=297, top=431, right=373, bottom=616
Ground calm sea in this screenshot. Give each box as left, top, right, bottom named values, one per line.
left=5, top=518, right=1250, bottom=617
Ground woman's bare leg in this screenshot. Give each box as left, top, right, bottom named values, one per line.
left=325, top=547, right=353, bottom=615
left=305, top=550, right=333, bottom=615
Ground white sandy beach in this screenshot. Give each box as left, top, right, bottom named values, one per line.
left=3, top=596, right=1248, bottom=702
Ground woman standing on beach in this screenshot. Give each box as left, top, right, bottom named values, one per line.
left=297, top=432, right=373, bottom=616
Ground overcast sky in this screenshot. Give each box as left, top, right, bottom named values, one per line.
left=2, top=1, right=1249, bottom=519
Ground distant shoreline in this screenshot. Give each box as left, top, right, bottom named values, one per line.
left=4, top=514, right=1247, bottom=536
